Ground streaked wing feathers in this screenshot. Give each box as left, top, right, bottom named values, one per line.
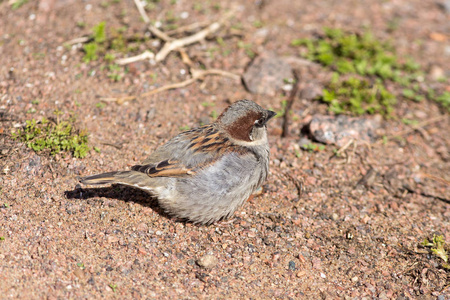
left=132, top=125, right=252, bottom=178
left=132, top=159, right=193, bottom=177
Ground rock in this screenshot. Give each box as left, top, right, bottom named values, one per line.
left=429, top=65, right=445, bottom=80
left=312, top=257, right=322, bottom=270
left=299, top=80, right=323, bottom=100
left=356, top=167, right=378, bottom=188
left=298, top=137, right=313, bottom=149
left=243, top=52, right=292, bottom=96
left=24, top=153, right=42, bottom=175
left=196, top=255, right=218, bottom=269
left=438, top=0, right=450, bottom=14
left=107, top=235, right=119, bottom=243
left=331, top=213, right=339, bottom=221
left=308, top=115, right=381, bottom=147
left=73, top=268, right=85, bottom=279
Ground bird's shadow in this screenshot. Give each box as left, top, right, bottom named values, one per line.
left=65, top=184, right=173, bottom=221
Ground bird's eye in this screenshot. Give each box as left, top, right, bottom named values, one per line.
left=254, top=117, right=265, bottom=127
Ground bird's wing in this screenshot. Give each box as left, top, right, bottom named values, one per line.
left=132, top=158, right=193, bottom=177
left=132, top=125, right=252, bottom=178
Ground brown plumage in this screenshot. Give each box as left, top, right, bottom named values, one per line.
left=80, top=99, right=276, bottom=224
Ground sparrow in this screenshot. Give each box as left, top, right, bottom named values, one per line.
left=79, top=99, right=276, bottom=224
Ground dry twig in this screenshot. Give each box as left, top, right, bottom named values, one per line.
left=165, top=21, right=212, bottom=36
left=115, top=50, right=155, bottom=65
left=64, top=36, right=90, bottom=45
left=103, top=1, right=239, bottom=103
left=124, top=0, right=235, bottom=64
left=154, top=11, right=233, bottom=62
left=148, top=26, right=173, bottom=42
left=133, top=0, right=150, bottom=24
left=420, top=173, right=450, bottom=186
left=102, top=68, right=240, bottom=104
left=281, top=69, right=301, bottom=138
left=335, top=139, right=355, bottom=157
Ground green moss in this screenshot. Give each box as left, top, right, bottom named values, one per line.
left=201, top=102, right=215, bottom=107
left=11, top=0, right=28, bottom=10
left=421, top=235, right=449, bottom=269
left=301, top=142, right=326, bottom=152
left=237, top=41, right=255, bottom=58
left=12, top=113, right=90, bottom=158
left=274, top=100, right=288, bottom=118
left=321, top=75, right=396, bottom=116
left=291, top=28, right=417, bottom=81
left=210, top=110, right=218, bottom=119
left=83, top=43, right=99, bottom=63
left=107, top=64, right=122, bottom=82
left=79, top=21, right=132, bottom=82
left=82, top=22, right=107, bottom=63
left=291, top=27, right=450, bottom=115
left=93, top=21, right=106, bottom=44
left=109, top=283, right=118, bottom=292
left=435, top=91, right=450, bottom=111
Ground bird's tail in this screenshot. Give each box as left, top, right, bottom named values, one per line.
left=79, top=171, right=122, bottom=185
left=79, top=170, right=150, bottom=187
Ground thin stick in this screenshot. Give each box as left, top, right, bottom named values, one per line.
left=154, top=11, right=234, bottom=62
left=281, top=69, right=301, bottom=138
left=64, top=36, right=90, bottom=45
left=335, top=139, right=355, bottom=156
left=132, top=0, right=173, bottom=43
left=115, top=50, right=155, bottom=65
left=148, top=26, right=173, bottom=42
left=178, top=48, right=194, bottom=67
left=165, top=21, right=212, bottom=36
left=133, top=0, right=150, bottom=24
left=102, top=69, right=240, bottom=104
left=420, top=173, right=450, bottom=186
left=139, top=69, right=240, bottom=97
left=190, top=68, right=240, bottom=81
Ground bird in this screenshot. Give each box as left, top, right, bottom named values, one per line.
left=79, top=99, right=276, bottom=224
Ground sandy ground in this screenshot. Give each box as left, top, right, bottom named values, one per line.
left=0, top=0, right=449, bottom=298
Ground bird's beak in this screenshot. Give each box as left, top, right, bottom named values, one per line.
left=267, top=110, right=277, bottom=120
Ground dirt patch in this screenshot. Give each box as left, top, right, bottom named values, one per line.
left=0, top=0, right=449, bottom=298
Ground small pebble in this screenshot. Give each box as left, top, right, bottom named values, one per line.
left=296, top=270, right=306, bottom=277
left=196, top=255, right=218, bottom=269
left=107, top=236, right=119, bottom=243
left=429, top=65, right=444, bottom=80
left=288, top=261, right=296, bottom=271
left=331, top=213, right=339, bottom=221
left=73, top=268, right=85, bottom=279
left=439, top=0, right=450, bottom=14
